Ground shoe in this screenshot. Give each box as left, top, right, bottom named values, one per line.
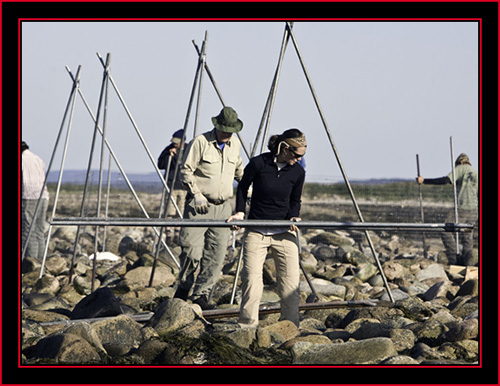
left=174, top=286, right=190, bottom=301
left=191, top=295, right=216, bottom=310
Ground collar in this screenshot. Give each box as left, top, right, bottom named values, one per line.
left=207, top=129, right=233, bottom=147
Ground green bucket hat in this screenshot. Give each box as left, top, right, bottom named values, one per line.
left=211, top=107, right=243, bottom=133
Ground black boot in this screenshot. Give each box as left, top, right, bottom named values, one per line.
left=174, top=286, right=190, bottom=301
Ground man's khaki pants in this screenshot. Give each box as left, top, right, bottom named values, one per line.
left=177, top=197, right=231, bottom=299
left=239, top=230, right=300, bottom=327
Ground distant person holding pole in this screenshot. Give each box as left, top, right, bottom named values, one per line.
left=21, top=141, right=49, bottom=260
left=157, top=129, right=187, bottom=245
left=417, top=153, right=478, bottom=265
left=174, top=107, right=244, bottom=310
left=227, top=128, right=307, bottom=328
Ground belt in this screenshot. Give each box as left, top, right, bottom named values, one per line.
left=207, top=198, right=225, bottom=205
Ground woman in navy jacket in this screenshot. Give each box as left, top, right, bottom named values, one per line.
left=228, top=128, right=307, bottom=327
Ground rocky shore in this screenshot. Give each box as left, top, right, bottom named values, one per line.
left=21, top=225, right=479, bottom=365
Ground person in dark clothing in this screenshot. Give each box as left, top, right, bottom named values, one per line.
left=227, top=128, right=306, bottom=327
left=157, top=129, right=187, bottom=244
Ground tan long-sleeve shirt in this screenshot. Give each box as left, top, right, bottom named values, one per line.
left=181, top=129, right=243, bottom=202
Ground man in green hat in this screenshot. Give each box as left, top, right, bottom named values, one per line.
left=174, top=107, right=244, bottom=309
left=417, top=153, right=478, bottom=265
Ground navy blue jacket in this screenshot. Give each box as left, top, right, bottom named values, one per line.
left=236, top=152, right=305, bottom=220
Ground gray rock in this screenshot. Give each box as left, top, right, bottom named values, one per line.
left=28, top=333, right=101, bottom=363
left=380, top=355, right=420, bottom=365
left=92, top=315, right=144, bottom=357
left=292, top=337, right=397, bottom=365
left=124, top=266, right=176, bottom=288
left=456, top=279, right=479, bottom=297
left=146, top=298, right=196, bottom=336
left=415, top=263, right=448, bottom=282
left=71, top=287, right=122, bottom=320
left=300, top=278, right=346, bottom=299
left=355, top=263, right=378, bottom=282
left=63, top=322, right=107, bottom=355
left=135, top=339, right=169, bottom=364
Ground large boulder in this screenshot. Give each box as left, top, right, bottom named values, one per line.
left=27, top=333, right=101, bottom=363
left=71, top=287, right=122, bottom=320
left=146, top=298, right=197, bottom=336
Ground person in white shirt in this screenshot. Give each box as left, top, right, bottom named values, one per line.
left=22, top=141, right=49, bottom=260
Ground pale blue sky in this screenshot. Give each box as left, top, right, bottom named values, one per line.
left=21, top=21, right=479, bottom=183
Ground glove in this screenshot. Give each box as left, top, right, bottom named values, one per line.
left=194, top=193, right=209, bottom=214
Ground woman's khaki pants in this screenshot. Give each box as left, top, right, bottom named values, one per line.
left=239, top=230, right=300, bottom=327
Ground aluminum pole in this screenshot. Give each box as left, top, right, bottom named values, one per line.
left=36, top=66, right=82, bottom=278
left=51, top=218, right=474, bottom=232
left=416, top=154, right=428, bottom=259
left=91, top=53, right=111, bottom=293
left=450, top=136, right=460, bottom=260
left=254, top=23, right=293, bottom=156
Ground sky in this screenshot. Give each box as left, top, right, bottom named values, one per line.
left=21, top=21, right=479, bottom=184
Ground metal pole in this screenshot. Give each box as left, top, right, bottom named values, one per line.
left=149, top=31, right=208, bottom=287
left=416, top=154, right=428, bottom=259
left=91, top=53, right=111, bottom=293
left=297, top=229, right=318, bottom=302
left=229, top=236, right=245, bottom=305
left=102, top=150, right=112, bottom=251
left=154, top=158, right=172, bottom=255
left=450, top=136, right=460, bottom=260
left=67, top=60, right=110, bottom=282
left=51, top=218, right=474, bottom=232
left=36, top=66, right=82, bottom=278
left=253, top=23, right=293, bottom=157
left=285, top=22, right=394, bottom=302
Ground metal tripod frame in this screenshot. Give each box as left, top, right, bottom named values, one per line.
left=235, top=22, right=396, bottom=302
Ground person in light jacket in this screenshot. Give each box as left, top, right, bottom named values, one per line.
left=174, top=107, right=244, bottom=310
left=417, top=153, right=478, bottom=265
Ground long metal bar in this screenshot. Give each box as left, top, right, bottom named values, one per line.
left=285, top=22, right=394, bottom=302
left=38, top=299, right=377, bottom=327
left=416, top=154, right=428, bottom=259
left=50, top=217, right=473, bottom=232
left=91, top=53, right=111, bottom=293
left=450, top=136, right=460, bottom=259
